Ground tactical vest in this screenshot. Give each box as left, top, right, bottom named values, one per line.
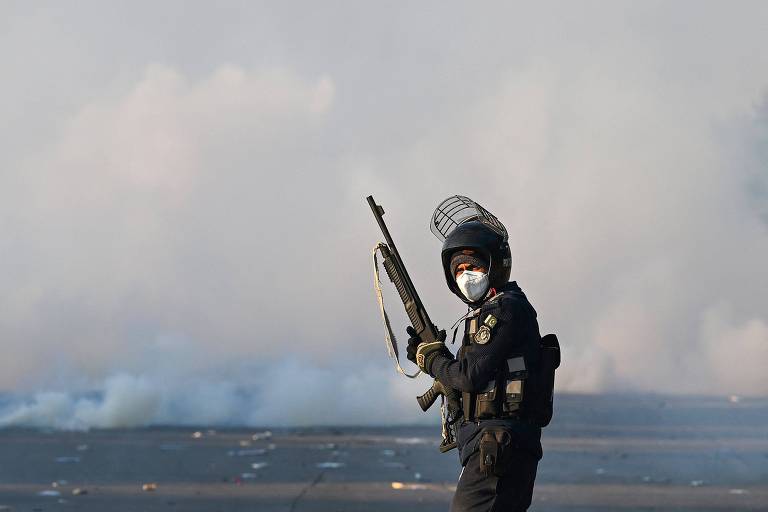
left=459, top=305, right=560, bottom=427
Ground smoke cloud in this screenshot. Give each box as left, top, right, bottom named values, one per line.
left=0, top=2, right=767, bottom=428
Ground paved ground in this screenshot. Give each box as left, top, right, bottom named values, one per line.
left=0, top=394, right=766, bottom=511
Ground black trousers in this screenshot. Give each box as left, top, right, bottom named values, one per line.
left=450, top=449, right=539, bottom=512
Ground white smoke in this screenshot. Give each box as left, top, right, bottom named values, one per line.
left=1, top=3, right=767, bottom=429
left=0, top=367, right=435, bottom=430
left=0, top=375, right=161, bottom=429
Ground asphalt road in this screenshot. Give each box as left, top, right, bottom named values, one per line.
left=1, top=394, right=766, bottom=511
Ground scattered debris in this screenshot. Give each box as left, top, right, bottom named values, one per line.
left=395, top=437, right=429, bottom=445
left=159, top=443, right=185, bottom=451
left=251, top=431, right=272, bottom=441
left=690, top=480, right=705, bottom=487
left=37, top=490, right=61, bottom=497
left=71, top=488, right=87, bottom=496
left=641, top=475, right=670, bottom=484
left=251, top=462, right=269, bottom=470
left=51, top=480, right=68, bottom=488
left=391, top=482, right=428, bottom=490
left=729, top=489, right=749, bottom=495
left=191, top=431, right=203, bottom=439
left=227, top=448, right=267, bottom=457
left=381, top=449, right=396, bottom=457
left=316, top=462, right=345, bottom=469
left=142, top=483, right=158, bottom=492
left=55, top=456, right=80, bottom=464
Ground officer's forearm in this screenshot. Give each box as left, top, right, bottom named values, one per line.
left=430, top=355, right=485, bottom=392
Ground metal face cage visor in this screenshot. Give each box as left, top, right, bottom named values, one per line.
left=430, top=195, right=508, bottom=243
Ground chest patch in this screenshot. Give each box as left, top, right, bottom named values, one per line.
left=474, top=324, right=492, bottom=344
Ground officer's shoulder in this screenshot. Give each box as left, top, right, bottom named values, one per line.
left=483, top=290, right=527, bottom=310
left=481, top=288, right=533, bottom=321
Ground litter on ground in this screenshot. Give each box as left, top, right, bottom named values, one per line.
left=316, top=462, right=345, bottom=469
left=251, top=431, right=272, bottom=441
left=391, top=482, right=428, bottom=490
left=228, top=448, right=266, bottom=457
left=394, top=437, right=430, bottom=445
left=55, top=456, right=80, bottom=464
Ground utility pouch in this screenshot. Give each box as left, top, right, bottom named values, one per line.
left=479, top=426, right=514, bottom=477
left=502, top=356, right=527, bottom=416
left=531, top=334, right=560, bottom=427
left=474, top=377, right=501, bottom=419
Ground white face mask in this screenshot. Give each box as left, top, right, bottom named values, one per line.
left=456, top=270, right=489, bottom=302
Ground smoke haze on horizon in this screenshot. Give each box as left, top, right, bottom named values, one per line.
left=1, top=2, right=767, bottom=428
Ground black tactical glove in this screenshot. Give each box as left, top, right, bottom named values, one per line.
left=405, top=326, right=449, bottom=375
left=406, top=326, right=422, bottom=365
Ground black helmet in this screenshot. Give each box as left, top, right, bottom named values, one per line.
left=430, top=196, right=511, bottom=305
left=440, top=221, right=511, bottom=304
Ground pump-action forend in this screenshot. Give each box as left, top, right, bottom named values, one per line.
left=367, top=196, right=441, bottom=345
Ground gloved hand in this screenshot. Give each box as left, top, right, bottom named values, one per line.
left=406, top=326, right=422, bottom=365
left=405, top=326, right=449, bottom=375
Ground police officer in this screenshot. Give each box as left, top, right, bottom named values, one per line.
left=406, top=218, right=547, bottom=512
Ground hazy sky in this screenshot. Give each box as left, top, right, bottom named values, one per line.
left=1, top=2, right=767, bottom=428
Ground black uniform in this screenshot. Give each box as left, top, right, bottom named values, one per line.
left=430, top=281, right=543, bottom=512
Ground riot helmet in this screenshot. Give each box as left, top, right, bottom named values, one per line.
left=430, top=196, right=511, bottom=305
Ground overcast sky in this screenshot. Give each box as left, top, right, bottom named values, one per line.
left=1, top=1, right=767, bottom=428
